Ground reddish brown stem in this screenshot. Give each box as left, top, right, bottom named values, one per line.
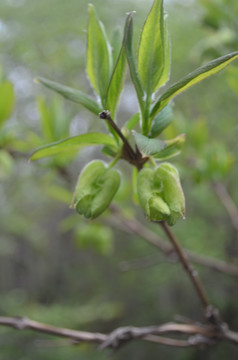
left=99, top=110, right=148, bottom=170
left=160, top=221, right=210, bottom=310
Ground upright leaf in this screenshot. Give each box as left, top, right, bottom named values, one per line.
left=155, top=14, right=170, bottom=89
left=137, top=0, right=165, bottom=94
left=124, top=12, right=145, bottom=114
left=111, top=29, right=122, bottom=67
left=30, top=133, right=116, bottom=160
left=105, top=14, right=130, bottom=119
left=124, top=113, right=140, bottom=130
left=151, top=51, right=238, bottom=118
left=87, top=4, right=112, bottom=106
left=36, top=77, right=102, bottom=115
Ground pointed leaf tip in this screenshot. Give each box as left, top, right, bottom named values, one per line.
left=151, top=51, right=238, bottom=117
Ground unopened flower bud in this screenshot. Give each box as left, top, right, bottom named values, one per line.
left=137, top=163, right=185, bottom=225
left=72, top=160, right=120, bottom=219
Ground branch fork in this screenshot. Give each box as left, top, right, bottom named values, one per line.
left=99, top=110, right=149, bottom=170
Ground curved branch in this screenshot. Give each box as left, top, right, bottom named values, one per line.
left=0, top=316, right=238, bottom=350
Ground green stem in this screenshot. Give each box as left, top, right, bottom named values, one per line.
left=108, top=153, right=121, bottom=169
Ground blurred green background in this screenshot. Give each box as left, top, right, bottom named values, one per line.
left=1, top=0, right=238, bottom=359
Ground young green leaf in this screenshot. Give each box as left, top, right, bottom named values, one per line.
left=105, top=14, right=130, bottom=119
left=153, top=134, right=185, bottom=160
left=111, top=29, right=123, bottom=67
left=87, top=4, right=112, bottom=106
left=156, top=14, right=170, bottom=89
left=151, top=51, right=238, bottom=117
left=150, top=102, right=173, bottom=138
left=137, top=0, right=165, bottom=94
left=36, top=77, right=102, bottom=115
left=133, top=131, right=166, bottom=156
left=124, top=113, right=140, bottom=130
left=30, top=133, right=116, bottom=161
left=0, top=81, right=14, bottom=130
left=124, top=12, right=145, bottom=114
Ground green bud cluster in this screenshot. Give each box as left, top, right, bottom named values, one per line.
left=137, top=162, right=185, bottom=226
left=72, top=160, right=120, bottom=219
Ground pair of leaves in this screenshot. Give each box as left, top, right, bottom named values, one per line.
left=125, top=0, right=238, bottom=136
left=126, top=0, right=170, bottom=134
left=137, top=0, right=169, bottom=94
left=87, top=4, right=128, bottom=121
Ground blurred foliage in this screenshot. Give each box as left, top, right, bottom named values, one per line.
left=0, top=0, right=238, bottom=359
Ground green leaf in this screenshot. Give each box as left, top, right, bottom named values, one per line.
left=30, top=133, right=116, bottom=161
left=0, top=81, right=14, bottom=130
left=150, top=102, right=173, bottom=138
left=36, top=77, right=102, bottom=115
left=153, top=134, right=185, bottom=160
left=137, top=0, right=165, bottom=94
left=151, top=51, right=238, bottom=118
left=111, top=29, right=122, bottom=67
left=87, top=4, right=112, bottom=106
left=133, top=131, right=165, bottom=156
left=124, top=12, right=145, bottom=114
left=105, top=14, right=130, bottom=119
left=125, top=113, right=140, bottom=130
left=156, top=14, right=170, bottom=89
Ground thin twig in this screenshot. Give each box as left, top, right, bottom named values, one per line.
left=213, top=181, right=238, bottom=235
left=108, top=210, right=238, bottom=277
left=159, top=222, right=226, bottom=328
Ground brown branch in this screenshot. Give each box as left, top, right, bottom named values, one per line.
left=160, top=221, right=210, bottom=310
left=0, top=316, right=238, bottom=350
left=159, top=222, right=226, bottom=328
left=108, top=210, right=238, bottom=277
left=142, top=334, right=214, bottom=347
left=0, top=316, right=106, bottom=343
left=99, top=110, right=149, bottom=170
